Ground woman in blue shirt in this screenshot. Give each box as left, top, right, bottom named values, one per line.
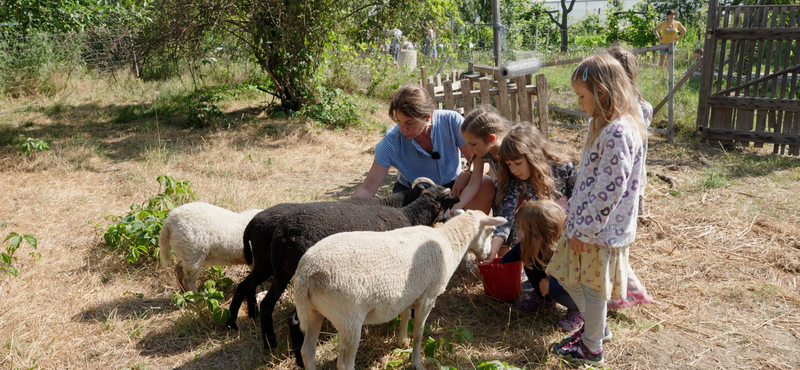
left=352, top=85, right=495, bottom=213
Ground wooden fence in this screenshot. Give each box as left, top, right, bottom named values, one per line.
left=697, top=1, right=800, bottom=155
left=541, top=44, right=680, bottom=142
left=419, top=64, right=550, bottom=135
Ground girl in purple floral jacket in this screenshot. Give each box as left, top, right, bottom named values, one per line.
left=547, top=52, right=648, bottom=366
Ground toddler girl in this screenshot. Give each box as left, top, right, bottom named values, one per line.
left=500, top=200, right=583, bottom=332
left=547, top=52, right=648, bottom=365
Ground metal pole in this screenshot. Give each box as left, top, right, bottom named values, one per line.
left=492, top=0, right=501, bottom=67
left=668, top=42, right=675, bottom=143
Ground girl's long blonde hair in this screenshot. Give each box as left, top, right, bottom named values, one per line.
left=461, top=105, right=510, bottom=139
left=572, top=53, right=647, bottom=148
left=496, top=124, right=570, bottom=203
left=517, top=200, right=566, bottom=270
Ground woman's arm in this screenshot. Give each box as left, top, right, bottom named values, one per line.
left=677, top=23, right=687, bottom=40
left=352, top=161, right=390, bottom=198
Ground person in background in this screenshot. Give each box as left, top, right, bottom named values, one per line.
left=652, top=9, right=686, bottom=67
left=424, top=24, right=438, bottom=61
left=691, top=48, right=704, bottom=72
left=388, top=28, right=403, bottom=64
left=351, top=85, right=494, bottom=214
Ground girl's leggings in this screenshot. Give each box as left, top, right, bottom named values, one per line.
left=562, top=283, right=607, bottom=353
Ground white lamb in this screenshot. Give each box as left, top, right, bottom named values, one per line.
left=293, top=210, right=506, bottom=370
left=159, top=202, right=262, bottom=292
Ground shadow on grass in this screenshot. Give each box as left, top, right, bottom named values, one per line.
left=2, top=100, right=310, bottom=163
left=324, top=170, right=397, bottom=201
left=73, top=296, right=178, bottom=323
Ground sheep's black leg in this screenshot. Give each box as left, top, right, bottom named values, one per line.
left=259, top=276, right=289, bottom=351
left=246, top=288, right=258, bottom=320
left=227, top=271, right=268, bottom=330
left=288, top=309, right=305, bottom=368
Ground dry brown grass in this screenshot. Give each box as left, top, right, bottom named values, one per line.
left=1, top=90, right=799, bottom=370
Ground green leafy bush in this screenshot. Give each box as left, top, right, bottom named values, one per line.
left=19, top=137, right=50, bottom=156
left=171, top=279, right=231, bottom=324
left=301, top=86, right=370, bottom=130
left=1, top=232, right=40, bottom=277
left=103, top=175, right=197, bottom=264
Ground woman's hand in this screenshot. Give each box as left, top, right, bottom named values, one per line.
left=539, top=278, right=550, bottom=296
left=568, top=236, right=587, bottom=253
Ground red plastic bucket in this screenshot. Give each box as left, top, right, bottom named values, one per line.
left=478, top=258, right=522, bottom=302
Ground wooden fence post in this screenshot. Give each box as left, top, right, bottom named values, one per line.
left=444, top=80, right=454, bottom=110
left=426, top=82, right=436, bottom=106
left=497, top=78, right=509, bottom=119
left=696, top=0, right=718, bottom=131
left=536, top=74, right=549, bottom=137
left=479, top=77, right=491, bottom=107
left=516, top=76, right=531, bottom=124
left=420, top=66, right=427, bottom=87
left=461, top=78, right=474, bottom=114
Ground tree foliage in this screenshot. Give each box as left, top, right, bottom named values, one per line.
left=606, top=1, right=659, bottom=48
left=0, top=0, right=151, bottom=35
left=140, top=0, right=420, bottom=112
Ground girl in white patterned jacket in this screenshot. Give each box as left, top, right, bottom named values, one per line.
left=546, top=52, right=647, bottom=366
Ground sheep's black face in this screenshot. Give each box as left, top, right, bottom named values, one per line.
left=424, top=186, right=459, bottom=222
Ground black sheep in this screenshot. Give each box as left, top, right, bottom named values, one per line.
left=232, top=183, right=458, bottom=354
left=226, top=178, right=437, bottom=330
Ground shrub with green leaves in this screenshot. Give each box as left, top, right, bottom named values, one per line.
left=1, top=232, right=40, bottom=277
left=171, top=279, right=231, bottom=325
left=103, top=175, right=197, bottom=264
left=301, top=86, right=368, bottom=130
left=19, top=137, right=50, bottom=156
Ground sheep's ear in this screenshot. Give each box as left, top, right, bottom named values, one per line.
left=480, top=216, right=507, bottom=227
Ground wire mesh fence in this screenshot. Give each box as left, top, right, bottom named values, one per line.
left=0, top=28, right=138, bottom=96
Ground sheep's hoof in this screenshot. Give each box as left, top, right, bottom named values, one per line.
left=398, top=338, right=410, bottom=348
left=226, top=320, right=239, bottom=331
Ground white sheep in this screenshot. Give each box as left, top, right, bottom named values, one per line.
left=292, top=210, right=506, bottom=370
left=159, top=202, right=262, bottom=292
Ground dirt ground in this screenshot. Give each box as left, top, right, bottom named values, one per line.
left=1, top=100, right=799, bottom=370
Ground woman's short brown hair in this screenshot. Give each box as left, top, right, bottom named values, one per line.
left=389, top=85, right=435, bottom=122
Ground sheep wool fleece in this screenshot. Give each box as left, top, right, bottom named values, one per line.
left=293, top=210, right=505, bottom=370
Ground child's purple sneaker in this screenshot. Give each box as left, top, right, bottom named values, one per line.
left=557, top=310, right=583, bottom=332
left=552, top=338, right=604, bottom=366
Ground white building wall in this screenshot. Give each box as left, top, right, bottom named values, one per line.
left=540, top=0, right=641, bottom=20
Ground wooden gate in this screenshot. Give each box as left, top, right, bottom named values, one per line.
left=696, top=1, right=800, bottom=155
